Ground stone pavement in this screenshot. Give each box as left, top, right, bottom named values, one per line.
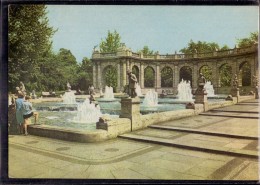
left=8, top=99, right=259, bottom=180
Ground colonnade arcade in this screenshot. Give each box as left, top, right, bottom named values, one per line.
left=91, top=44, right=258, bottom=95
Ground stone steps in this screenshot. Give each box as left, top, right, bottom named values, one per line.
left=119, top=129, right=258, bottom=159
left=199, top=112, right=259, bottom=119
left=148, top=125, right=259, bottom=140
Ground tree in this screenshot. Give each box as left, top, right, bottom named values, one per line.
left=77, top=57, right=93, bottom=91
left=55, top=48, right=79, bottom=89
left=104, top=66, right=117, bottom=91
left=138, top=46, right=155, bottom=55
left=99, top=30, right=121, bottom=52
left=8, top=5, right=56, bottom=92
left=236, top=32, right=258, bottom=48
left=180, top=40, right=230, bottom=54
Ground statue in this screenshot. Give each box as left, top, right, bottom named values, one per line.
left=19, top=81, right=26, bottom=94
left=127, top=69, right=138, bottom=98
left=89, top=94, right=95, bottom=104
left=88, top=85, right=95, bottom=95
left=198, top=73, right=206, bottom=88
left=67, top=82, right=71, bottom=92
left=195, top=73, right=206, bottom=95
left=232, top=74, right=239, bottom=89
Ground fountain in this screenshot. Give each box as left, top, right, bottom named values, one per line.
left=103, top=86, right=114, bottom=100
left=204, top=81, right=215, bottom=97
left=62, top=91, right=76, bottom=104
left=73, top=98, right=102, bottom=123
left=177, top=79, right=193, bottom=101
left=135, top=83, right=143, bottom=97
left=142, top=90, right=158, bottom=107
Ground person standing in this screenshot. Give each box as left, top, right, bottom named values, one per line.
left=15, top=92, right=25, bottom=134
left=22, top=96, right=39, bottom=136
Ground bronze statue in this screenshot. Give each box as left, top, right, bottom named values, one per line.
left=127, top=69, right=138, bottom=98
left=195, top=73, right=206, bottom=94
left=198, top=73, right=206, bottom=88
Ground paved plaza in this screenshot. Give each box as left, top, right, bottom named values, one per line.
left=8, top=99, right=259, bottom=181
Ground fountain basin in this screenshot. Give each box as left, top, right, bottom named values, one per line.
left=28, top=124, right=108, bottom=142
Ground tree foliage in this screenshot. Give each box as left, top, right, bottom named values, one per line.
left=144, top=67, right=155, bottom=87
left=180, top=67, right=192, bottom=86
left=219, top=64, right=232, bottom=87
left=8, top=5, right=56, bottom=92
left=161, top=67, right=173, bottom=87
left=200, top=66, right=212, bottom=82
left=77, top=57, right=93, bottom=91
left=138, top=46, right=156, bottom=55
left=240, top=62, right=251, bottom=86
left=180, top=40, right=230, bottom=54
left=104, top=66, right=117, bottom=91
left=236, top=32, right=258, bottom=48
left=99, top=30, right=121, bottom=53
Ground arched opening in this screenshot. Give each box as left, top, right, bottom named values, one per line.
left=132, top=65, right=139, bottom=83
left=239, top=61, right=251, bottom=86
left=199, top=65, right=212, bottom=82
left=161, top=66, right=173, bottom=87
left=219, top=64, right=232, bottom=87
left=179, top=66, right=192, bottom=86
left=102, top=65, right=117, bottom=91
left=144, top=66, right=155, bottom=87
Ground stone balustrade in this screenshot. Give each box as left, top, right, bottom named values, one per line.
left=92, top=44, right=257, bottom=60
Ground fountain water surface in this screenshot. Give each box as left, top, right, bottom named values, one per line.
left=104, top=86, right=114, bottom=99
left=143, top=90, right=158, bottom=106
left=62, top=91, right=76, bottom=104
left=204, top=81, right=215, bottom=97
left=73, top=98, right=102, bottom=123
left=136, top=83, right=143, bottom=97
left=177, top=79, right=193, bottom=101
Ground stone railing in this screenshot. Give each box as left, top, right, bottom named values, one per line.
left=92, top=44, right=257, bottom=60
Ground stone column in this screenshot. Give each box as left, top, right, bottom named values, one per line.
left=211, top=64, right=218, bottom=93
left=122, top=61, right=127, bottom=87
left=156, top=64, right=161, bottom=92
left=193, top=64, right=198, bottom=92
left=250, top=59, right=255, bottom=87
left=120, top=97, right=142, bottom=131
left=93, top=63, right=97, bottom=88
left=117, top=62, right=121, bottom=92
left=174, top=65, right=179, bottom=95
left=126, top=59, right=130, bottom=85
left=97, top=62, right=102, bottom=90
left=140, top=63, right=144, bottom=88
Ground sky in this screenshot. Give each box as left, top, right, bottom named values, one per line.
left=46, top=5, right=259, bottom=63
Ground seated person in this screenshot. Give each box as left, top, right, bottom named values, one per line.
left=22, top=96, right=39, bottom=135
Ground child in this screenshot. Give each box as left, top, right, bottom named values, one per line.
left=15, top=92, right=25, bottom=134
left=22, top=96, right=39, bottom=135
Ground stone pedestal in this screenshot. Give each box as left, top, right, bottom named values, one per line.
left=120, top=97, right=141, bottom=131
left=231, top=88, right=240, bottom=97
left=194, top=89, right=208, bottom=112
